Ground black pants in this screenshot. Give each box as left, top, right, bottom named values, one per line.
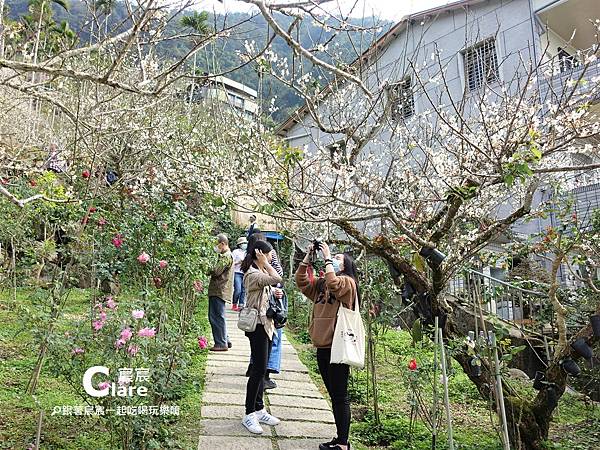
left=245, top=324, right=272, bottom=415
left=317, top=347, right=351, bottom=444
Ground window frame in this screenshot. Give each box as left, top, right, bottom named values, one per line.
left=388, top=75, right=415, bottom=121
left=461, top=37, right=500, bottom=92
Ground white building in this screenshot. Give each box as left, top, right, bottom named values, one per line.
left=188, top=75, right=259, bottom=119
left=278, top=0, right=600, bottom=291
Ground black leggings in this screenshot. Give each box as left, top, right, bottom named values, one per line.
left=317, top=347, right=351, bottom=444
left=245, top=324, right=272, bottom=415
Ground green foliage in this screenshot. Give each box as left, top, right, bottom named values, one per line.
left=180, top=11, right=210, bottom=36
left=1, top=288, right=211, bottom=449
left=501, top=128, right=544, bottom=187
left=352, top=416, right=430, bottom=448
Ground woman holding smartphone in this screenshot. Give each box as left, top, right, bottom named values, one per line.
left=240, top=240, right=283, bottom=434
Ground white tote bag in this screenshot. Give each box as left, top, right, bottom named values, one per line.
left=330, top=293, right=365, bottom=369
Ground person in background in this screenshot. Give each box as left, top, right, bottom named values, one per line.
left=247, top=214, right=258, bottom=237
left=207, top=233, right=235, bottom=352
left=232, top=236, right=248, bottom=311
left=245, top=232, right=285, bottom=389
left=240, top=240, right=282, bottom=434
left=295, top=241, right=359, bottom=450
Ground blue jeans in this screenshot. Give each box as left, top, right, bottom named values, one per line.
left=233, top=272, right=246, bottom=306
left=208, top=296, right=229, bottom=347
left=267, top=328, right=283, bottom=373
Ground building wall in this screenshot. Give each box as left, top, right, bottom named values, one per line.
left=286, top=0, right=539, bottom=150
left=283, top=0, right=599, bottom=273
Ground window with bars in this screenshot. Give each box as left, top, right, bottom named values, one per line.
left=389, top=76, right=414, bottom=120
left=327, top=140, right=347, bottom=169
left=463, top=38, right=500, bottom=91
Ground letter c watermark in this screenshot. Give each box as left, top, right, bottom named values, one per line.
left=83, top=365, right=109, bottom=397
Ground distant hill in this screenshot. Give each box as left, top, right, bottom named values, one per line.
left=5, top=0, right=393, bottom=123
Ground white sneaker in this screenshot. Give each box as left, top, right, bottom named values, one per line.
left=242, top=412, right=264, bottom=434
left=255, top=408, right=281, bottom=426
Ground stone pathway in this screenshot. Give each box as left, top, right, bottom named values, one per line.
left=197, top=309, right=336, bottom=450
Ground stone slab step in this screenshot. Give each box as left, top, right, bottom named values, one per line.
left=197, top=436, right=273, bottom=450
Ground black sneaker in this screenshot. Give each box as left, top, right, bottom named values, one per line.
left=263, top=377, right=277, bottom=390
left=319, top=438, right=339, bottom=450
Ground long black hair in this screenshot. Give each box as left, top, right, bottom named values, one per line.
left=247, top=232, right=266, bottom=249
left=339, top=252, right=360, bottom=303
left=316, top=251, right=361, bottom=304
left=241, top=239, right=273, bottom=273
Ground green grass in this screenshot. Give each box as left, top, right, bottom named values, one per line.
left=0, top=288, right=113, bottom=449
left=0, top=287, right=210, bottom=450
left=171, top=297, right=210, bottom=449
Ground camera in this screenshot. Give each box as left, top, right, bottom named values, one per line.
left=267, top=294, right=287, bottom=329
left=312, top=239, right=322, bottom=252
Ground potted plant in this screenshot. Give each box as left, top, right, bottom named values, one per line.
left=533, top=371, right=545, bottom=390
left=560, top=358, right=581, bottom=376
left=470, top=356, right=482, bottom=377
left=570, top=337, right=593, bottom=360
left=590, top=315, right=600, bottom=338
left=419, top=246, right=446, bottom=268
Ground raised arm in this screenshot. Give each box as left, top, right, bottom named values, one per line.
left=211, top=252, right=233, bottom=277
left=295, top=245, right=318, bottom=300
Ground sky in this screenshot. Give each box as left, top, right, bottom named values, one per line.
left=195, top=0, right=454, bottom=21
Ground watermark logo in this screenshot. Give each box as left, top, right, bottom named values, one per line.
left=83, top=366, right=150, bottom=397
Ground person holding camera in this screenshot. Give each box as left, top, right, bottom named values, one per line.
left=240, top=240, right=283, bottom=434
left=295, top=241, right=359, bottom=450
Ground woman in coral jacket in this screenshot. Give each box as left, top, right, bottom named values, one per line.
left=295, top=241, right=359, bottom=450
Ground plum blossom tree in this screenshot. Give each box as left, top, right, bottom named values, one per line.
left=228, top=2, right=600, bottom=448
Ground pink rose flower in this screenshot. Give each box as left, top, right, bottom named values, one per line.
left=138, top=327, right=156, bottom=338
left=71, top=347, right=84, bottom=355
left=132, top=309, right=144, bottom=320
left=100, top=311, right=107, bottom=322
left=120, top=328, right=133, bottom=341
left=127, top=344, right=140, bottom=356
left=98, top=381, right=110, bottom=390
left=114, top=338, right=126, bottom=349
left=197, top=336, right=208, bottom=350
left=106, top=297, right=117, bottom=309
left=158, top=260, right=168, bottom=269
left=92, top=320, right=105, bottom=331
left=193, top=280, right=203, bottom=293
left=112, top=234, right=124, bottom=248
left=137, top=252, right=150, bottom=264
left=408, top=358, right=418, bottom=371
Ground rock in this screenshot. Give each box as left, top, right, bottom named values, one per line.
left=508, top=368, right=530, bottom=380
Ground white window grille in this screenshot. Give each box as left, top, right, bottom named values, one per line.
left=389, top=76, right=414, bottom=120
left=327, top=140, right=347, bottom=169
left=463, top=38, right=499, bottom=91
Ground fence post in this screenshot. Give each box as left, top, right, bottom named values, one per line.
left=438, top=327, right=454, bottom=450
left=489, top=331, right=511, bottom=450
